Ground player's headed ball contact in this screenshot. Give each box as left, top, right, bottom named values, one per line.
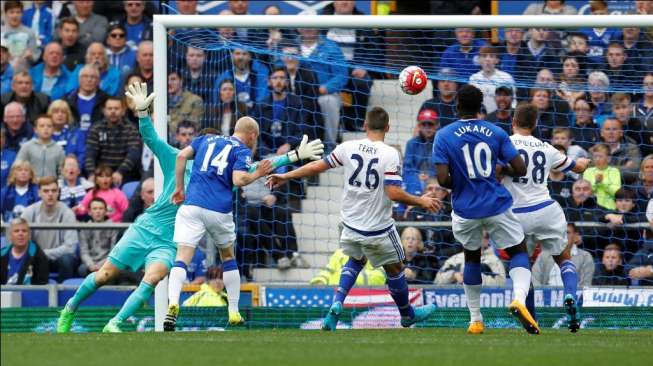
left=399, top=66, right=428, bottom=95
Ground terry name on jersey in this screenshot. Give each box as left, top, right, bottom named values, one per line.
left=358, top=143, right=378, bottom=155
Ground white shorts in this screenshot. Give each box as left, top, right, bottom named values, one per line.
left=514, top=201, right=567, bottom=256
left=452, top=209, right=525, bottom=251
left=173, top=205, right=236, bottom=249
left=340, top=225, right=404, bottom=268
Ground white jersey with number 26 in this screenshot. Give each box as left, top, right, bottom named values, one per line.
left=502, top=134, right=575, bottom=209
left=324, top=139, right=403, bottom=233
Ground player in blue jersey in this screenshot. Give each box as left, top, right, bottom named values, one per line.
left=164, top=116, right=324, bottom=331
left=432, top=84, right=540, bottom=335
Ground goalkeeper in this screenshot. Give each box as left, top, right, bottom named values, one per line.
left=57, top=83, right=324, bottom=332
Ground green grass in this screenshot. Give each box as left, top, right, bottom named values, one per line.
left=2, top=329, right=652, bottom=366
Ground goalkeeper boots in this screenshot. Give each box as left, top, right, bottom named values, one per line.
left=564, top=294, right=580, bottom=333
left=56, top=308, right=75, bottom=333
left=467, top=321, right=485, bottom=334
left=322, top=301, right=342, bottom=331
left=400, top=304, right=436, bottom=328
left=509, top=300, right=540, bottom=335
left=228, top=311, right=245, bottom=326
left=163, top=304, right=179, bottom=332
left=102, top=319, right=122, bottom=333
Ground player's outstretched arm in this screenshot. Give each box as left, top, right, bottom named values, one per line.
left=171, top=146, right=194, bottom=204
left=571, top=157, right=590, bottom=174
left=233, top=159, right=274, bottom=187
left=247, top=135, right=324, bottom=173
left=267, top=160, right=330, bottom=189
left=385, top=185, right=441, bottom=212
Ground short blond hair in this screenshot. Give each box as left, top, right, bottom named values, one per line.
left=234, top=116, right=260, bottom=135
left=7, top=160, right=36, bottom=186
left=400, top=226, right=424, bottom=251
left=47, top=99, right=76, bottom=125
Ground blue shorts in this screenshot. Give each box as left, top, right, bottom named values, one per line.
left=108, top=225, right=176, bottom=272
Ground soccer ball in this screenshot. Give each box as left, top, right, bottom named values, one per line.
left=399, top=66, right=428, bottom=95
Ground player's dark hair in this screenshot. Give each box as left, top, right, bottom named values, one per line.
left=199, top=127, right=219, bottom=136
left=513, top=102, right=538, bottom=130
left=456, top=84, right=483, bottom=118
left=366, top=106, right=389, bottom=131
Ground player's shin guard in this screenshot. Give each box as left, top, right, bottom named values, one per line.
left=508, top=252, right=531, bottom=304
left=334, top=258, right=364, bottom=303
left=463, top=262, right=483, bottom=322
left=167, top=261, right=187, bottom=306
left=113, top=281, right=154, bottom=323
left=64, top=272, right=98, bottom=312
left=222, top=259, right=240, bottom=313
left=387, top=271, right=415, bottom=319
left=560, top=260, right=578, bottom=300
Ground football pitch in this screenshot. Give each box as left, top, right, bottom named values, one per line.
left=2, top=329, right=652, bottom=366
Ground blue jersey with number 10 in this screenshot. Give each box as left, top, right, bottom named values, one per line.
left=432, top=119, right=518, bottom=219
left=184, top=134, right=252, bottom=213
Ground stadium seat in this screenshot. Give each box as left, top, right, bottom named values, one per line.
left=62, top=278, right=85, bottom=286
left=121, top=181, right=140, bottom=199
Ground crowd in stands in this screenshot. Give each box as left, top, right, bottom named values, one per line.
left=1, top=0, right=652, bottom=289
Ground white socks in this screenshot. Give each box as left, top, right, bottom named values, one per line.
left=509, top=267, right=531, bottom=304
left=167, top=266, right=187, bottom=306
left=223, top=269, right=241, bottom=313
left=464, top=284, right=483, bottom=322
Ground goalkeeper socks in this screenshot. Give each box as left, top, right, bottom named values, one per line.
left=168, top=261, right=187, bottom=306
left=463, top=262, right=483, bottom=322
left=508, top=252, right=531, bottom=304
left=560, top=260, right=578, bottom=300
left=222, top=259, right=240, bottom=313
left=64, top=272, right=98, bottom=312
left=387, top=271, right=415, bottom=319
left=526, top=283, right=536, bottom=321
left=113, top=281, right=154, bottom=323
left=334, top=258, right=364, bottom=303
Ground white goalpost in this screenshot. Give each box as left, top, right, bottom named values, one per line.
left=151, top=13, right=653, bottom=331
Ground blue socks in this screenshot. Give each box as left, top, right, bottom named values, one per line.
left=463, top=262, right=482, bottom=285
left=509, top=252, right=530, bottom=271
left=334, top=258, right=364, bottom=303
left=560, top=260, right=578, bottom=300
left=387, top=271, right=415, bottom=319
left=113, top=281, right=154, bottom=323
left=64, top=272, right=98, bottom=312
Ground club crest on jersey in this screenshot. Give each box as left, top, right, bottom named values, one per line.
left=245, top=156, right=253, bottom=168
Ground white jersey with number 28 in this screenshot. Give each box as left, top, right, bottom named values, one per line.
left=502, top=134, right=574, bottom=209
left=324, top=139, right=403, bottom=233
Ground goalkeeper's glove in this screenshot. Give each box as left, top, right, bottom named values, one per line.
left=287, top=135, right=324, bottom=163
left=125, top=82, right=155, bottom=118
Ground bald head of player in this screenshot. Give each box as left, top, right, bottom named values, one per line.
left=364, top=106, right=390, bottom=137
left=233, top=116, right=260, bottom=150
left=512, top=102, right=538, bottom=135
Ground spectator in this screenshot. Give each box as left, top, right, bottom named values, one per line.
left=632, top=155, right=653, bottom=212
left=16, top=115, right=65, bottom=179
left=557, top=52, right=587, bottom=106
left=403, top=109, right=438, bottom=196
left=297, top=27, right=347, bottom=147
left=420, top=68, right=459, bottom=128
left=259, top=5, right=289, bottom=62
left=468, top=46, right=515, bottom=115
left=627, top=232, right=653, bottom=285
left=570, top=96, right=599, bottom=150
left=604, top=43, right=638, bottom=90
left=168, top=71, right=204, bottom=142
left=48, top=99, right=86, bottom=164
left=486, top=86, right=514, bottom=133
left=228, top=0, right=255, bottom=41
left=549, top=145, right=575, bottom=205
left=57, top=17, right=86, bottom=71
left=529, top=87, right=567, bottom=140
left=403, top=178, right=452, bottom=222
left=65, top=64, right=110, bottom=133
left=21, top=0, right=54, bottom=47
left=130, top=41, right=153, bottom=92
left=401, top=227, right=438, bottom=284
left=563, top=178, right=602, bottom=223
left=1, top=72, right=50, bottom=124
left=215, top=46, right=268, bottom=109
left=119, top=1, right=153, bottom=50
left=75, top=164, right=128, bottom=223
left=514, top=28, right=558, bottom=82
left=434, top=231, right=505, bottom=286
left=3, top=102, right=34, bottom=151
left=611, top=93, right=652, bottom=154
left=123, top=74, right=144, bottom=125
left=251, top=66, right=305, bottom=157
left=214, top=79, right=247, bottom=137
left=122, top=177, right=154, bottom=222
left=29, top=42, right=71, bottom=100
left=532, top=223, right=594, bottom=289
left=172, top=120, right=197, bottom=149
left=592, top=243, right=630, bottom=286
left=587, top=71, right=611, bottom=121
left=439, top=28, right=485, bottom=80
left=1, top=43, right=13, bottom=95
left=186, top=249, right=207, bottom=284
left=84, top=97, right=141, bottom=185
left=581, top=0, right=621, bottom=66
left=105, top=23, right=137, bottom=82
left=523, top=1, right=577, bottom=15
left=68, top=42, right=122, bottom=96
left=1, top=1, right=40, bottom=69
left=635, top=73, right=653, bottom=132
left=499, top=28, right=525, bottom=77
left=601, top=187, right=647, bottom=255
left=619, top=26, right=653, bottom=72
left=566, top=32, right=590, bottom=59
left=551, top=127, right=589, bottom=163
left=1, top=128, right=16, bottom=187
left=180, top=47, right=213, bottom=106
left=21, top=176, right=79, bottom=283
left=0, top=217, right=49, bottom=285
left=599, top=118, right=641, bottom=183
left=73, top=0, right=109, bottom=47
left=309, top=248, right=385, bottom=286
left=58, top=155, right=93, bottom=210
left=78, top=197, right=119, bottom=276
left=1, top=160, right=39, bottom=222
left=182, top=265, right=228, bottom=307
left=584, top=143, right=621, bottom=210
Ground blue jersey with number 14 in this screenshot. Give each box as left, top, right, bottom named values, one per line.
left=432, top=119, right=518, bottom=219
left=184, top=134, right=252, bottom=213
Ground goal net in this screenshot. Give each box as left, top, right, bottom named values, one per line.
left=152, top=13, right=653, bottom=331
